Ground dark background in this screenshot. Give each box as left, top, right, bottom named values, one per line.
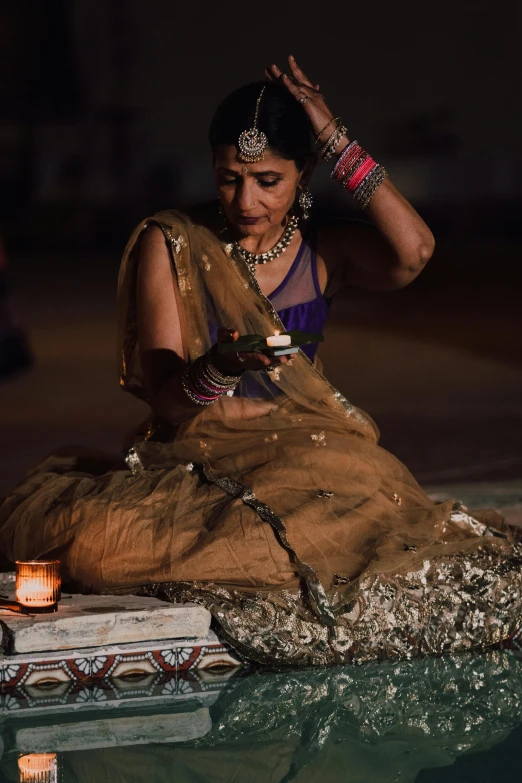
left=1, top=0, right=521, bottom=494
left=1, top=0, right=521, bottom=254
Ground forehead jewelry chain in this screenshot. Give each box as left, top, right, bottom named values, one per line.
left=237, top=86, right=268, bottom=163
left=231, top=213, right=300, bottom=268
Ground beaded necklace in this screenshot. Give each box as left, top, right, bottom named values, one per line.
left=225, top=213, right=300, bottom=269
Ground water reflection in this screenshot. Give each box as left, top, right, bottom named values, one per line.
left=2, top=651, right=522, bottom=782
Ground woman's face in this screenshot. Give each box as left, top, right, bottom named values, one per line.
left=214, top=145, right=307, bottom=236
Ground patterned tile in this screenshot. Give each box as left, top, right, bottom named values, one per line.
left=0, top=662, right=26, bottom=688
left=0, top=666, right=246, bottom=715
left=0, top=633, right=244, bottom=712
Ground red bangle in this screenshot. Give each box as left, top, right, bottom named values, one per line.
left=331, top=139, right=388, bottom=208
left=332, top=142, right=362, bottom=181
left=347, top=157, right=377, bottom=192
left=339, top=151, right=368, bottom=184
left=336, top=153, right=363, bottom=182
left=186, top=376, right=220, bottom=401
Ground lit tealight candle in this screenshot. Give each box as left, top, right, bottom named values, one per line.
left=266, top=330, right=291, bottom=348
left=18, top=753, right=58, bottom=783
left=16, top=560, right=61, bottom=614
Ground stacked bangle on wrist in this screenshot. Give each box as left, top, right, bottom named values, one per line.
left=331, top=140, right=388, bottom=209
left=314, top=117, right=348, bottom=162
left=182, top=349, right=241, bottom=406
left=322, top=124, right=347, bottom=162
left=314, top=117, right=339, bottom=147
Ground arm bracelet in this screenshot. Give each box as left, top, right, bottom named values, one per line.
left=331, top=140, right=389, bottom=209
left=181, top=348, right=241, bottom=406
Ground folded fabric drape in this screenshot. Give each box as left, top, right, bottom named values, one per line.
left=1, top=210, right=521, bottom=666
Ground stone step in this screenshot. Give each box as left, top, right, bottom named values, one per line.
left=15, top=706, right=213, bottom=752
left=0, top=592, right=211, bottom=655
left=2, top=694, right=221, bottom=761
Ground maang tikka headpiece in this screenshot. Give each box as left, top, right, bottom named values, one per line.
left=237, top=86, right=268, bottom=163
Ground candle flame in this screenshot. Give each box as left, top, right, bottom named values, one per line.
left=16, top=561, right=60, bottom=609
left=274, top=330, right=280, bottom=337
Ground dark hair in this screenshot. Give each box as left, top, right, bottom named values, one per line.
left=209, top=81, right=312, bottom=170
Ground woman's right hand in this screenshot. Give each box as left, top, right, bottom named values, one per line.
left=214, top=328, right=289, bottom=375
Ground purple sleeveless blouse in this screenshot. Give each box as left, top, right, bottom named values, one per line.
left=268, top=227, right=331, bottom=362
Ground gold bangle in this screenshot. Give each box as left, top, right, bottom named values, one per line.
left=314, top=116, right=340, bottom=149
left=322, top=125, right=347, bottom=162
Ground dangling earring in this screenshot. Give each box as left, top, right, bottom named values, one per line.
left=298, top=187, right=313, bottom=220
left=217, top=199, right=225, bottom=216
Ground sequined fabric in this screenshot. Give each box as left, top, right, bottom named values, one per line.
left=203, top=466, right=336, bottom=627
left=144, top=516, right=522, bottom=667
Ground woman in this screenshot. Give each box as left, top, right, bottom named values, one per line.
left=1, top=59, right=521, bottom=666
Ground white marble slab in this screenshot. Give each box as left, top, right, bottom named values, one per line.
left=16, top=707, right=212, bottom=751
left=0, top=593, right=211, bottom=654
left=0, top=628, right=222, bottom=667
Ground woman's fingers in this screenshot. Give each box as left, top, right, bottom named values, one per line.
left=239, top=351, right=288, bottom=371
left=281, top=73, right=303, bottom=98
left=288, top=55, right=314, bottom=88
left=248, top=352, right=287, bottom=366
left=216, top=328, right=289, bottom=371
left=265, top=60, right=319, bottom=97
left=266, top=63, right=284, bottom=81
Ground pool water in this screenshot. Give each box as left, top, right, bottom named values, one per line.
left=1, top=651, right=521, bottom=782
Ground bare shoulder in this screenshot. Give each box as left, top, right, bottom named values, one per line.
left=140, top=223, right=169, bottom=256
left=137, top=198, right=219, bottom=282
left=136, top=225, right=174, bottom=295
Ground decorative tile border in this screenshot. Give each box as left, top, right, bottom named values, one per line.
left=0, top=633, right=244, bottom=700
left=0, top=665, right=245, bottom=716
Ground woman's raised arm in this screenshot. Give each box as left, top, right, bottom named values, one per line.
left=266, top=56, right=435, bottom=293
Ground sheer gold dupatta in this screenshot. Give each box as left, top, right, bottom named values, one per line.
left=117, top=210, right=383, bottom=625
left=116, top=210, right=516, bottom=639
left=117, top=209, right=377, bottom=438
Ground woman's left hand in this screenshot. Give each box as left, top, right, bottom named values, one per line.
left=265, top=56, right=339, bottom=146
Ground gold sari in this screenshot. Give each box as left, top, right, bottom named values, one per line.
left=1, top=209, right=521, bottom=665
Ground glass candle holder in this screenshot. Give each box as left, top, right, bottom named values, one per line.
left=18, top=753, right=58, bottom=783
left=16, top=561, right=61, bottom=613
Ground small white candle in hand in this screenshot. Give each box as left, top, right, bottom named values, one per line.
left=266, top=330, right=291, bottom=348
